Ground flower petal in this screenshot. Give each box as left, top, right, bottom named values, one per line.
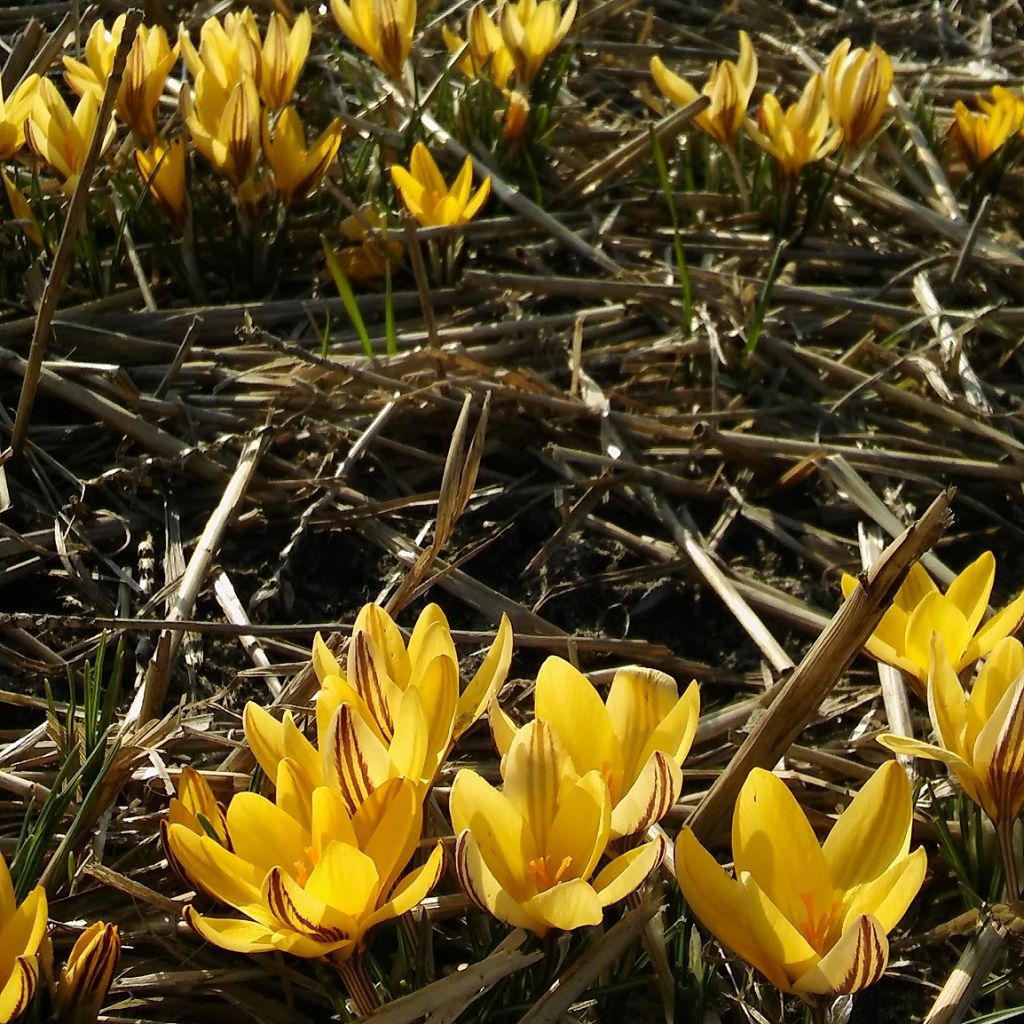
left=455, top=831, right=542, bottom=932
left=523, top=879, right=603, bottom=932
left=592, top=833, right=665, bottom=906
left=545, top=769, right=610, bottom=882
left=609, top=750, right=680, bottom=838
left=455, top=613, right=514, bottom=737
left=534, top=656, right=618, bottom=779
left=793, top=915, right=888, bottom=999
left=947, top=552, right=995, bottom=637
left=732, top=768, right=832, bottom=935
left=822, top=761, right=912, bottom=892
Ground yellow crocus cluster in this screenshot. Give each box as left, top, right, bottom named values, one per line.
left=63, top=13, right=179, bottom=141
left=163, top=601, right=509, bottom=998
left=179, top=8, right=339, bottom=206
left=651, top=35, right=892, bottom=176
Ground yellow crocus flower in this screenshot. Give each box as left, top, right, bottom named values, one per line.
left=0, top=851, right=47, bottom=1023
left=676, top=762, right=926, bottom=1006
left=179, top=8, right=261, bottom=97
left=25, top=77, right=116, bottom=195
left=332, top=206, right=403, bottom=279
left=134, top=136, right=188, bottom=229
left=182, top=72, right=261, bottom=188
left=0, top=74, right=39, bottom=160
left=500, top=0, right=577, bottom=85
left=390, top=143, right=491, bottom=227
left=948, top=88, right=1024, bottom=169
left=2, top=170, right=42, bottom=247
left=840, top=552, right=1024, bottom=696
left=54, top=922, right=121, bottom=1024
left=166, top=775, right=443, bottom=962
left=63, top=15, right=179, bottom=140
left=258, top=11, right=312, bottom=111
left=650, top=30, right=757, bottom=146
left=823, top=39, right=892, bottom=153
left=489, top=656, right=699, bottom=837
left=880, top=634, right=1024, bottom=828
left=245, top=602, right=512, bottom=808
left=746, top=72, right=841, bottom=178
left=261, top=107, right=342, bottom=206
left=330, top=0, right=416, bottom=82
left=451, top=720, right=665, bottom=935
left=443, top=4, right=515, bottom=91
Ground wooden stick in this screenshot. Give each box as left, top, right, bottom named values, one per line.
left=686, top=488, right=954, bottom=843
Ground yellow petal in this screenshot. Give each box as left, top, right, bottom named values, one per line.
left=412, top=654, right=458, bottom=779
left=968, top=636, right=1024, bottom=743
left=534, top=656, right=618, bottom=778
left=946, top=551, right=995, bottom=637
left=0, top=887, right=46, bottom=987
left=503, top=720, right=574, bottom=852
left=605, top=665, right=676, bottom=778
left=264, top=864, right=358, bottom=946
left=450, top=768, right=534, bottom=899
left=359, top=777, right=422, bottom=897
left=822, top=761, right=912, bottom=892
left=904, top=593, right=971, bottom=668
left=592, top=834, right=665, bottom=906
left=407, top=605, right=457, bottom=671
left=227, top=792, right=308, bottom=878
left=183, top=906, right=331, bottom=957
left=409, top=143, right=448, bottom=203
left=352, top=603, right=411, bottom=691
left=164, top=825, right=265, bottom=917
left=609, top=750, right=680, bottom=838
left=966, top=589, right=1024, bottom=665
left=310, top=786, right=357, bottom=859
left=488, top=691, right=517, bottom=762
left=460, top=177, right=491, bottom=222
left=927, top=633, right=969, bottom=756
left=793, top=915, right=888, bottom=999
left=637, top=678, right=701, bottom=773
left=973, top=679, right=1024, bottom=823
left=545, top=769, right=610, bottom=882
left=306, top=841, right=379, bottom=918
left=389, top=686, right=429, bottom=782
left=455, top=831, right=542, bottom=932
left=313, top=632, right=342, bottom=683
left=840, top=848, right=927, bottom=935
left=894, top=562, right=939, bottom=612
left=675, top=828, right=810, bottom=993
left=365, top=842, right=445, bottom=929
left=732, top=768, right=832, bottom=935
left=455, top=613, right=513, bottom=737
left=0, top=956, right=37, bottom=1023
left=523, top=879, right=603, bottom=932
left=323, top=703, right=391, bottom=814
left=274, top=757, right=315, bottom=832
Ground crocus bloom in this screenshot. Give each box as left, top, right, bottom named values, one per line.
left=390, top=143, right=491, bottom=227
left=0, top=851, right=47, bottom=1023
left=451, top=720, right=665, bottom=935
left=676, top=763, right=926, bottom=1005
left=650, top=31, right=757, bottom=146
left=54, top=922, right=121, bottom=1024
left=330, top=0, right=416, bottom=82
left=134, top=136, right=187, bottom=229
left=182, top=72, right=261, bottom=188
left=502, top=90, right=530, bottom=144
left=25, top=77, right=116, bottom=195
left=332, top=206, right=403, bottom=279
left=746, top=73, right=841, bottom=178
left=443, top=5, right=515, bottom=91
left=245, top=603, right=512, bottom=809
left=179, top=9, right=261, bottom=100
left=2, top=171, right=42, bottom=247
left=948, top=88, right=1024, bottom=169
left=258, top=11, right=312, bottom=111
left=489, top=657, right=700, bottom=837
left=0, top=74, right=39, bottom=160
left=880, top=634, right=1024, bottom=827
left=63, top=15, right=179, bottom=140
left=166, top=775, right=443, bottom=962
left=823, top=39, right=892, bottom=153
left=500, top=0, right=577, bottom=85
left=840, top=552, right=1024, bottom=696
left=262, top=107, right=342, bottom=205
